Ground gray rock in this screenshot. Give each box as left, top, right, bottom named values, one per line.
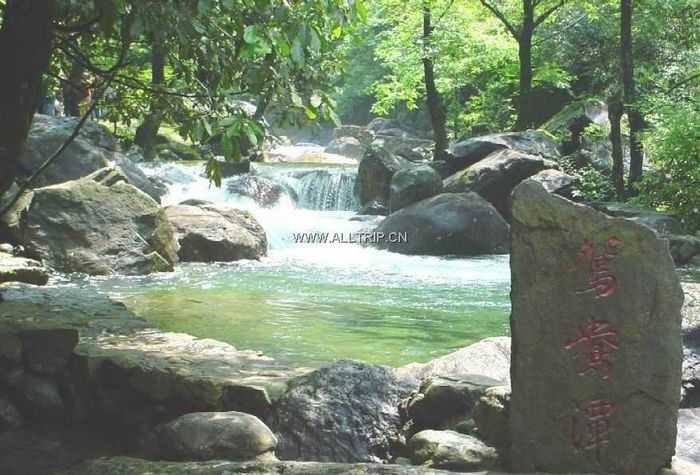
left=670, top=235, right=700, bottom=266
left=0, top=333, right=22, bottom=364
left=591, top=202, right=684, bottom=236
left=0, top=252, right=49, bottom=286
left=529, top=169, right=578, bottom=199
left=165, top=204, right=267, bottom=262
left=226, top=175, right=291, bottom=208
left=0, top=397, right=24, bottom=430
left=2, top=169, right=178, bottom=275
left=325, top=137, right=366, bottom=159
left=14, top=373, right=65, bottom=421
left=371, top=193, right=510, bottom=256
left=356, top=147, right=409, bottom=207
left=219, top=159, right=251, bottom=177
left=268, top=360, right=411, bottom=463
left=359, top=200, right=389, bottom=216
left=333, top=125, right=373, bottom=144
left=408, top=430, right=500, bottom=471
left=449, top=131, right=560, bottom=173
left=444, top=149, right=558, bottom=217
left=20, top=328, right=79, bottom=375
left=472, top=386, right=510, bottom=448
left=403, top=375, right=502, bottom=435
left=372, top=135, right=433, bottom=162
left=395, top=337, right=511, bottom=386
left=676, top=408, right=700, bottom=465
left=152, top=411, right=277, bottom=461
left=18, top=115, right=163, bottom=201
left=390, top=165, right=443, bottom=213
left=509, top=180, right=684, bottom=474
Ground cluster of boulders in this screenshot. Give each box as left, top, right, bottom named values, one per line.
left=0, top=115, right=269, bottom=282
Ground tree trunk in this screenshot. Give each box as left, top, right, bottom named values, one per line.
left=422, top=2, right=449, bottom=160
left=63, top=57, right=85, bottom=117
left=608, top=99, right=625, bottom=199
left=621, top=0, right=643, bottom=191
left=514, top=1, right=534, bottom=131
left=135, top=34, right=167, bottom=160
left=0, top=0, right=56, bottom=197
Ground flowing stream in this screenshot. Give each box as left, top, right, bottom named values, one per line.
left=65, top=150, right=512, bottom=367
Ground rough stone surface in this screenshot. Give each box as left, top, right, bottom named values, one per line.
left=333, top=125, right=374, bottom=144
left=59, top=456, right=468, bottom=475
left=13, top=373, right=65, bottom=421
left=0, top=398, right=24, bottom=430
left=591, top=202, right=684, bottom=236
left=150, top=411, right=277, bottom=461
left=325, top=137, right=366, bottom=159
left=395, top=337, right=511, bottom=387
left=403, top=375, right=502, bottom=434
left=390, top=165, right=443, bottom=213
left=670, top=235, right=700, bottom=266
left=529, top=169, right=578, bottom=199
left=0, top=252, right=49, bottom=286
left=472, top=386, right=510, bottom=449
left=356, top=147, right=409, bottom=207
left=676, top=408, right=700, bottom=466
left=226, top=175, right=291, bottom=208
left=359, top=200, right=389, bottom=216
left=408, top=430, right=500, bottom=471
left=372, top=135, right=432, bottom=162
left=21, top=328, right=79, bottom=375
left=268, top=360, right=412, bottom=463
left=18, top=115, right=163, bottom=200
left=444, top=149, right=558, bottom=217
left=371, top=193, right=509, bottom=256
left=165, top=204, right=267, bottom=262
left=509, top=180, right=684, bottom=474
left=3, top=170, right=178, bottom=275
left=449, top=131, right=560, bottom=174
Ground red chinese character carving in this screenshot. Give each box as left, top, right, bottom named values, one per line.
left=572, top=399, right=616, bottom=453
left=576, top=236, right=622, bottom=299
left=565, top=320, right=619, bottom=380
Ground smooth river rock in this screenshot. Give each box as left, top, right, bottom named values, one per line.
left=408, top=430, right=500, bottom=471
left=356, top=146, right=409, bottom=207
left=509, top=180, right=684, bottom=474
left=389, top=164, right=443, bottom=213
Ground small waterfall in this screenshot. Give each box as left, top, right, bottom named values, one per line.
left=294, top=170, right=358, bottom=211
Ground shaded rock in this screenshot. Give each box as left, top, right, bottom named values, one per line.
left=529, top=169, right=578, bottom=199
left=472, top=386, right=510, bottom=448
left=0, top=252, right=49, bottom=286
left=408, top=430, right=500, bottom=471
left=112, top=154, right=166, bottom=202
left=165, top=205, right=267, bottom=262
left=269, top=360, right=411, bottom=463
left=150, top=411, right=277, bottom=461
left=395, top=337, right=511, bottom=387
left=359, top=200, right=389, bottom=216
left=390, top=165, right=443, bottom=213
left=543, top=99, right=608, bottom=154
left=3, top=170, right=178, bottom=275
left=325, top=137, right=366, bottom=159
left=509, top=180, right=683, bottom=474
left=676, top=408, right=700, bottom=465
left=18, top=115, right=163, bottom=201
left=0, top=398, right=24, bottom=430
left=59, top=456, right=465, bottom=475
left=682, top=345, right=700, bottom=408
left=14, top=373, right=65, bottom=421
left=21, top=328, right=79, bottom=376
left=449, top=131, right=559, bottom=174
left=179, top=199, right=213, bottom=207
left=0, top=333, right=22, bottom=364
left=670, top=235, right=700, bottom=266
left=372, top=135, right=432, bottom=162
left=444, top=149, right=558, bottom=217
left=371, top=193, right=509, bottom=256
left=333, top=125, right=373, bottom=144
left=219, top=159, right=251, bottom=177
left=154, top=139, right=204, bottom=162
left=403, top=375, right=501, bottom=434
left=591, top=202, right=684, bottom=236
left=367, top=118, right=402, bottom=134
left=356, top=147, right=409, bottom=207
left=226, top=175, right=290, bottom=208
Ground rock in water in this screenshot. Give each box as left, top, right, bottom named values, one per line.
left=356, top=147, right=409, bottom=208
left=390, top=165, right=443, bottom=213
left=268, top=360, right=411, bottom=463
left=0, top=252, right=49, bottom=286
left=509, top=180, right=684, bottom=474
left=407, top=430, right=500, bottom=471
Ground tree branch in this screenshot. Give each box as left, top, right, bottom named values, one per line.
left=535, top=0, right=566, bottom=27
left=666, top=72, right=700, bottom=94
left=479, top=0, right=518, bottom=39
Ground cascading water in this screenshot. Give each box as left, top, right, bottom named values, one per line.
left=89, top=146, right=511, bottom=367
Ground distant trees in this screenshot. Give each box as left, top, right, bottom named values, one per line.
left=421, top=1, right=448, bottom=160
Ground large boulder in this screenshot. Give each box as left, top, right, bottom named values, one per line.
left=2, top=169, right=178, bottom=275
left=509, top=180, right=683, bottom=474
left=543, top=99, right=608, bottom=155
left=268, top=360, right=411, bottom=463
left=18, top=115, right=163, bottom=201
left=0, top=252, right=49, bottom=286
left=333, top=125, right=373, bottom=144
left=472, top=386, right=510, bottom=449
left=669, top=235, right=700, bottom=266
left=148, top=411, right=277, bottom=462
left=529, top=169, right=579, bottom=200
left=390, top=165, right=443, bottom=213
left=395, top=337, right=511, bottom=387
left=372, top=135, right=433, bottom=162
left=165, top=204, right=267, bottom=262
left=371, top=193, right=509, bottom=256
left=443, top=149, right=558, bottom=217
left=591, top=202, right=684, bottom=236
left=449, top=131, right=559, bottom=174
left=325, top=137, right=366, bottom=160
left=356, top=147, right=409, bottom=207
left=226, top=175, right=292, bottom=208
left=407, top=430, right=500, bottom=471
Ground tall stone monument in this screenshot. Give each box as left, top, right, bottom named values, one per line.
left=509, top=181, right=684, bottom=474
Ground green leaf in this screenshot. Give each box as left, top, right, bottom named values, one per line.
left=304, top=106, right=318, bottom=120
left=291, top=91, right=303, bottom=107
left=244, top=25, right=259, bottom=44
